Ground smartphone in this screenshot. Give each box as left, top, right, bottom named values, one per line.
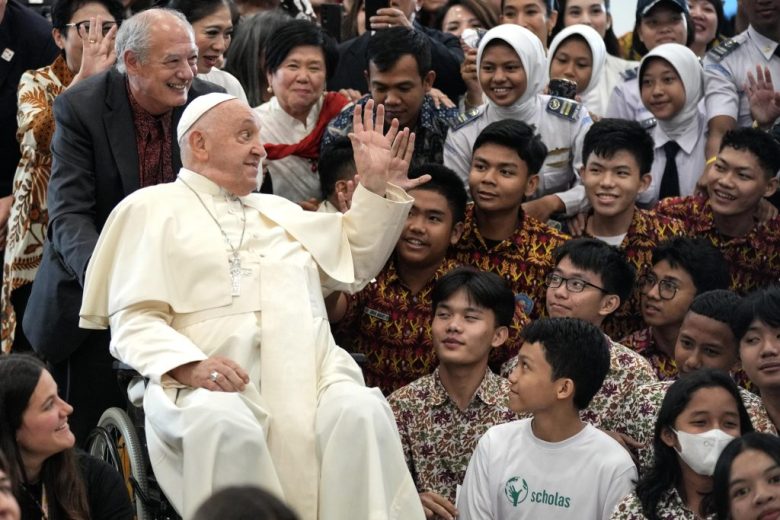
left=548, top=78, right=578, bottom=100
left=365, top=0, right=389, bottom=31
left=461, top=28, right=487, bottom=49
left=320, top=3, right=343, bottom=42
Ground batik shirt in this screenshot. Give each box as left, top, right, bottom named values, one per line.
left=656, top=195, right=780, bottom=294
left=388, top=368, right=520, bottom=503
left=1, top=55, right=73, bottom=353
left=614, top=380, right=777, bottom=475
left=610, top=489, right=711, bottom=520
left=321, top=94, right=460, bottom=168
left=621, top=328, right=679, bottom=381
left=586, top=208, right=685, bottom=340
left=334, top=257, right=461, bottom=395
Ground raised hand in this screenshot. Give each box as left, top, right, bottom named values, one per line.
left=72, top=15, right=118, bottom=87
left=745, top=65, right=780, bottom=129
left=387, top=128, right=430, bottom=191
left=349, top=99, right=393, bottom=195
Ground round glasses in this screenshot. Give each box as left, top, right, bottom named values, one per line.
left=638, top=274, right=679, bottom=300
left=64, top=20, right=119, bottom=39
left=545, top=272, right=606, bottom=293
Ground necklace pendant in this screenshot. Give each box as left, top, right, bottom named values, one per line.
left=230, top=254, right=242, bottom=296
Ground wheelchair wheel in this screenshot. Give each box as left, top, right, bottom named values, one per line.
left=88, top=407, right=150, bottom=520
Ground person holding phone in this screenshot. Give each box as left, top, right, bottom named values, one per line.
left=547, top=24, right=606, bottom=117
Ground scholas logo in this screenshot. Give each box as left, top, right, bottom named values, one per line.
left=504, top=477, right=572, bottom=509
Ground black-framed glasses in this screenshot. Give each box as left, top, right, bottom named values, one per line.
left=64, top=20, right=119, bottom=38
left=638, top=274, right=679, bottom=300
left=545, top=272, right=606, bottom=293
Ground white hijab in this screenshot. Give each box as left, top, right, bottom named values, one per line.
left=547, top=24, right=606, bottom=99
left=477, top=24, right=547, bottom=122
left=639, top=43, right=703, bottom=141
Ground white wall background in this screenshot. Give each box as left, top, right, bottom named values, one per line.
left=610, top=0, right=639, bottom=38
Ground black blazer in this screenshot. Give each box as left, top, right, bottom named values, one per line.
left=23, top=68, right=225, bottom=362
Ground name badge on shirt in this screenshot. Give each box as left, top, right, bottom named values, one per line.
left=1, top=48, right=14, bottom=62
left=364, top=307, right=391, bottom=321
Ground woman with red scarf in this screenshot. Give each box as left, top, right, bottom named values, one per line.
left=256, top=19, right=349, bottom=203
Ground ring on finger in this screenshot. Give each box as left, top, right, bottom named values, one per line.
left=209, top=370, right=219, bottom=382
left=89, top=39, right=97, bottom=44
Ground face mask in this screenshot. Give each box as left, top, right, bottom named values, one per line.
left=672, top=428, right=736, bottom=476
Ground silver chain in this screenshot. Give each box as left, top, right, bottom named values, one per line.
left=179, top=178, right=246, bottom=256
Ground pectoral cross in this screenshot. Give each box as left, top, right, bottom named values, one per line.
left=229, top=253, right=251, bottom=296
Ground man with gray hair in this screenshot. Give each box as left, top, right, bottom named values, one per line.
left=24, top=7, right=224, bottom=444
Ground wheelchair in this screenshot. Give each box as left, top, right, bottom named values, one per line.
left=86, top=364, right=180, bottom=520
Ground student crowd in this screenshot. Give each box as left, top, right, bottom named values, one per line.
left=1, top=0, right=780, bottom=518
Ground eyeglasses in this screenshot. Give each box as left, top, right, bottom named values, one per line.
left=64, top=20, right=119, bottom=38
left=638, top=274, right=679, bottom=300
left=545, top=272, right=606, bottom=293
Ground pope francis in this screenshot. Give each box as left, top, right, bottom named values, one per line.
left=78, top=93, right=428, bottom=520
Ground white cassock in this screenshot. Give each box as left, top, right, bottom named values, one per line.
left=79, top=168, right=426, bottom=520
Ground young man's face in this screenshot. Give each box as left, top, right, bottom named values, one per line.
left=508, top=341, right=562, bottom=414
left=367, top=54, right=434, bottom=131
left=478, top=42, right=528, bottom=107
left=469, top=142, right=538, bottom=214
left=500, top=0, right=556, bottom=49
left=396, top=188, right=463, bottom=268
left=432, top=288, right=508, bottom=368
left=546, top=256, right=614, bottom=325
left=581, top=150, right=651, bottom=220
left=674, top=311, right=739, bottom=376
left=739, top=319, right=780, bottom=392
left=640, top=259, right=697, bottom=328
left=707, top=146, right=779, bottom=220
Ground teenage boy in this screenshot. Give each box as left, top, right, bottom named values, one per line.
left=526, top=237, right=657, bottom=432
left=316, top=136, right=357, bottom=213
left=733, top=286, right=780, bottom=435
left=330, top=164, right=468, bottom=394
left=388, top=268, right=520, bottom=520
left=616, top=290, right=776, bottom=475
left=458, top=317, right=636, bottom=519
left=323, top=27, right=460, bottom=168
left=623, top=236, right=730, bottom=380
left=656, top=127, right=780, bottom=295
left=579, top=119, right=685, bottom=339
left=451, top=119, right=569, bottom=337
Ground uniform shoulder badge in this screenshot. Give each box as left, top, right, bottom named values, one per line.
left=707, top=38, right=741, bottom=62
left=620, top=67, right=638, bottom=81
left=546, top=96, right=581, bottom=122
left=640, top=117, right=657, bottom=130
left=450, top=107, right=483, bottom=130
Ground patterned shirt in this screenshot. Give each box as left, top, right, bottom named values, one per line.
left=656, top=196, right=780, bottom=294
left=127, top=85, right=174, bottom=188
left=610, top=489, right=711, bottom=520
left=388, top=368, right=520, bottom=503
left=1, top=54, right=73, bottom=353
left=334, top=257, right=461, bottom=395
left=586, top=208, right=685, bottom=340
left=321, top=94, right=460, bottom=168
left=621, top=328, right=679, bottom=381
left=615, top=380, right=777, bottom=475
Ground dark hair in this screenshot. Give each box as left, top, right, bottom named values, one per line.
left=730, top=286, right=780, bottom=342
left=431, top=267, right=515, bottom=327
left=500, top=0, right=557, bottom=19
left=319, top=137, right=356, bottom=200
left=472, top=119, right=548, bottom=176
left=701, top=0, right=727, bottom=51
left=51, top=0, right=125, bottom=30
left=553, top=237, right=636, bottom=306
left=712, top=432, right=780, bottom=520
left=521, top=317, right=610, bottom=410
left=366, top=27, right=431, bottom=79
left=224, top=10, right=291, bottom=107
left=408, top=163, right=468, bottom=225
left=687, top=290, right=741, bottom=328
left=342, top=0, right=364, bottom=41
left=434, top=0, right=499, bottom=35
left=582, top=118, right=655, bottom=175
left=636, top=369, right=754, bottom=520
left=192, top=485, right=299, bottom=520
left=631, top=2, right=695, bottom=57
left=0, top=355, right=90, bottom=519
left=264, top=19, right=339, bottom=81
left=167, top=0, right=235, bottom=24
left=550, top=0, right=622, bottom=57
left=719, top=127, right=780, bottom=180
left=651, top=237, right=730, bottom=295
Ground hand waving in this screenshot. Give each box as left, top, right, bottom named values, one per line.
left=745, top=65, right=780, bottom=129
left=71, top=15, right=118, bottom=87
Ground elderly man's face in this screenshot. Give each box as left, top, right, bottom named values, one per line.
left=127, top=15, right=198, bottom=115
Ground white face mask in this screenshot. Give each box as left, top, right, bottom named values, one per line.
left=672, top=428, right=736, bottom=476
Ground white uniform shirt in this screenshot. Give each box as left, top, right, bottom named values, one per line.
left=582, top=54, right=638, bottom=119
left=605, top=70, right=657, bottom=129
left=458, top=418, right=637, bottom=520
left=703, top=26, right=780, bottom=127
